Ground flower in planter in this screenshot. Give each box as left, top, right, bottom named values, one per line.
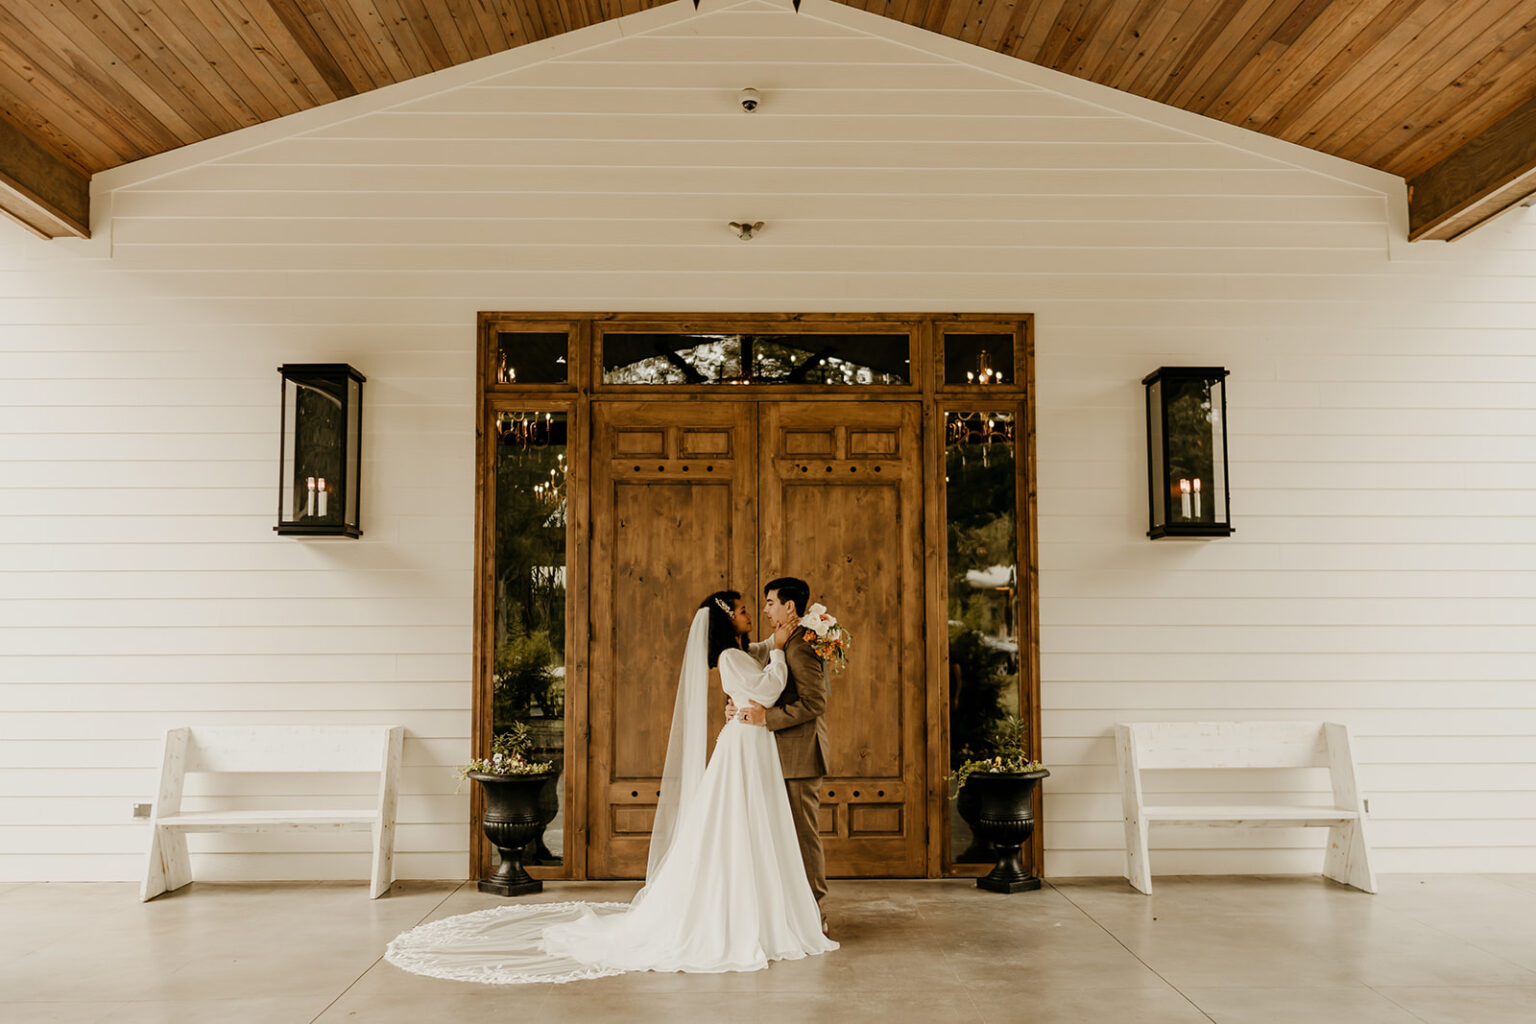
left=953, top=715, right=1045, bottom=793
left=456, top=722, right=554, bottom=790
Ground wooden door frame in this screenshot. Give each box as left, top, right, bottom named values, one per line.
left=473, top=312, right=1039, bottom=882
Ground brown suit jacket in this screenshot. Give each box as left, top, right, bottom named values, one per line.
left=764, top=631, right=830, bottom=779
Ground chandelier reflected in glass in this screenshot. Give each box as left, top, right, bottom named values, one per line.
left=496, top=411, right=554, bottom=449
left=946, top=411, right=1015, bottom=470
left=945, top=411, right=1015, bottom=447
left=496, top=411, right=567, bottom=510
left=966, top=347, right=1001, bottom=385
left=533, top=454, right=567, bottom=510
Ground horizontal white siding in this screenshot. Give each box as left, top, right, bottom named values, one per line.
left=1, top=0, right=1532, bottom=881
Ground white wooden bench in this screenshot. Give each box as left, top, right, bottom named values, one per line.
left=1114, top=721, right=1375, bottom=895
left=141, top=725, right=404, bottom=902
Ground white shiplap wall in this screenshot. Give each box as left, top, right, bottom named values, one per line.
left=1, top=0, right=1532, bottom=881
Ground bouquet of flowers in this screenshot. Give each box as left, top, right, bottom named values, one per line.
left=798, top=602, right=852, bottom=676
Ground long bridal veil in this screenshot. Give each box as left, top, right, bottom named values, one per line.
left=643, top=608, right=710, bottom=888
left=384, top=611, right=716, bottom=985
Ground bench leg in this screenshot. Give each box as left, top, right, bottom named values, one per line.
left=1322, top=723, right=1376, bottom=894
left=1323, top=820, right=1376, bottom=894
left=369, top=726, right=403, bottom=898
left=141, top=827, right=192, bottom=902
left=1115, top=724, right=1153, bottom=894
left=141, top=827, right=167, bottom=902
left=370, top=819, right=395, bottom=899
left=1124, top=814, right=1152, bottom=895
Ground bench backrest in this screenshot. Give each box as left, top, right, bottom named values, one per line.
left=1123, top=721, right=1330, bottom=770
left=182, top=726, right=395, bottom=773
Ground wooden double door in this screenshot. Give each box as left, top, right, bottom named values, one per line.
left=587, top=399, right=926, bottom=878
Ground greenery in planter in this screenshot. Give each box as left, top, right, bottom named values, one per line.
left=457, top=722, right=554, bottom=789
left=953, top=715, right=1045, bottom=793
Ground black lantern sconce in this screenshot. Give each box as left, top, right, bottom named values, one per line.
left=1143, top=366, right=1232, bottom=539
left=276, top=364, right=364, bottom=538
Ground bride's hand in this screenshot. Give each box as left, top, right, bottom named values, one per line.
left=724, top=698, right=738, bottom=721
left=772, top=620, right=797, bottom=649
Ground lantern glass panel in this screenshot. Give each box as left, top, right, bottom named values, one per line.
left=943, top=410, right=1022, bottom=864
left=1162, top=376, right=1224, bottom=527
left=492, top=409, right=569, bottom=868
left=1147, top=379, right=1165, bottom=525
left=944, top=334, right=1014, bottom=386
left=281, top=371, right=346, bottom=528
left=345, top=376, right=361, bottom=524
left=496, top=332, right=568, bottom=384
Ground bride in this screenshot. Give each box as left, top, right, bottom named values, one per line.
left=386, top=590, right=838, bottom=984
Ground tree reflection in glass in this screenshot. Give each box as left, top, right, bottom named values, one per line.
left=944, top=411, right=1020, bottom=862
left=493, top=411, right=568, bottom=867
left=601, top=333, right=909, bottom=385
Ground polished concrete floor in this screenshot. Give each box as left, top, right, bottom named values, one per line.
left=2, top=875, right=1534, bottom=1023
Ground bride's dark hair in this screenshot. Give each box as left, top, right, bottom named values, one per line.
left=699, top=590, right=747, bottom=668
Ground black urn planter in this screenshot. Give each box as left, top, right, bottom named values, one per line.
left=963, top=769, right=1049, bottom=893
left=524, top=767, right=562, bottom=865
left=953, top=781, right=992, bottom=863
left=471, top=771, right=557, bottom=897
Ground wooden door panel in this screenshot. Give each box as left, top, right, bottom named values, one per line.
left=779, top=481, right=902, bottom=778
left=587, top=401, right=755, bottom=878
left=610, top=482, right=734, bottom=778
left=760, top=401, right=926, bottom=877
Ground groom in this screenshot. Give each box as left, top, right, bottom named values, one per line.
left=733, top=576, right=830, bottom=929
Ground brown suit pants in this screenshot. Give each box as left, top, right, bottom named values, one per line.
left=784, top=776, right=827, bottom=907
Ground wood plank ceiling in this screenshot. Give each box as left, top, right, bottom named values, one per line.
left=1, top=0, right=1533, bottom=241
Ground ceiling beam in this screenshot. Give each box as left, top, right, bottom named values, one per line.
left=1408, top=93, right=1536, bottom=242
left=0, top=115, right=90, bottom=239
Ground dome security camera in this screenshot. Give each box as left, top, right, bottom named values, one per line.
left=738, top=88, right=761, bottom=113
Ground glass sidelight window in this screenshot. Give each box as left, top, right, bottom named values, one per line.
left=492, top=409, right=569, bottom=867
left=943, top=410, right=1021, bottom=863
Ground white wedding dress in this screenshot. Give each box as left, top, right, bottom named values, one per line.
left=386, top=611, right=837, bottom=984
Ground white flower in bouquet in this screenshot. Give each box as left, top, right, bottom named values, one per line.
left=800, top=603, right=837, bottom=638
left=797, top=603, right=851, bottom=675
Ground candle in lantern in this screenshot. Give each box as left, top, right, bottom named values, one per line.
left=317, top=477, right=328, bottom=517
left=306, top=477, right=316, bottom=518
left=1179, top=478, right=1192, bottom=519
left=1192, top=478, right=1202, bottom=518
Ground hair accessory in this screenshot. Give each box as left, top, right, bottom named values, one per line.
left=713, top=597, right=732, bottom=616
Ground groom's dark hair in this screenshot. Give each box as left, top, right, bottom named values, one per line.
left=764, top=576, right=810, bottom=619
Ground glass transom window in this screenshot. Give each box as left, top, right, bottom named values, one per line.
left=601, top=333, right=911, bottom=385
